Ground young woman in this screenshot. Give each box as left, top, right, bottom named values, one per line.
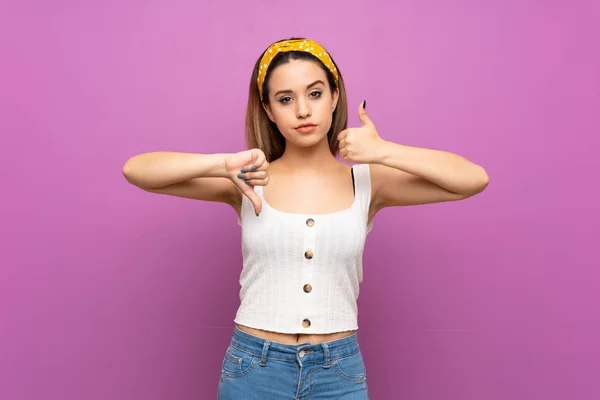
left=123, top=37, right=489, bottom=399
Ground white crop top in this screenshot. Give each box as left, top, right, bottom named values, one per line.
left=234, top=163, right=373, bottom=334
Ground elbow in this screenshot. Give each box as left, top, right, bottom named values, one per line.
left=122, top=154, right=163, bottom=190
left=457, top=166, right=489, bottom=198
left=122, top=162, right=131, bottom=181
left=122, top=157, right=142, bottom=186
left=471, top=166, right=490, bottom=195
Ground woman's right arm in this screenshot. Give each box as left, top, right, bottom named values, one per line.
left=122, top=152, right=241, bottom=209
left=122, top=149, right=269, bottom=215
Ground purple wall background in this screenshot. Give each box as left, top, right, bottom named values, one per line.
left=1, top=1, right=598, bottom=399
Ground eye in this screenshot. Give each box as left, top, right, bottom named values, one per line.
left=310, top=90, right=323, bottom=98
left=278, top=96, right=292, bottom=105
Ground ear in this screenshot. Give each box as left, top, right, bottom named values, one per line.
left=332, top=88, right=339, bottom=113
left=262, top=101, right=276, bottom=122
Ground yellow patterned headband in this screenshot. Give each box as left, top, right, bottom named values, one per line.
left=257, top=39, right=339, bottom=101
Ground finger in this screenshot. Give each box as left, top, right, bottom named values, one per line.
left=244, top=177, right=269, bottom=186
left=241, top=160, right=268, bottom=173
left=339, top=139, right=346, bottom=149
left=239, top=170, right=268, bottom=181
left=337, top=130, right=347, bottom=141
left=253, top=160, right=269, bottom=171
left=251, top=148, right=266, bottom=166
left=358, top=100, right=371, bottom=127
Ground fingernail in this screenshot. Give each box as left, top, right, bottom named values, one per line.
left=241, top=167, right=249, bottom=173
left=244, top=179, right=251, bottom=185
left=250, top=165, right=258, bottom=171
left=363, top=100, right=366, bottom=109
left=237, top=173, right=246, bottom=179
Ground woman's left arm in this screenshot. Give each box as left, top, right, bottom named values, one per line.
left=338, top=103, right=490, bottom=210
left=369, top=142, right=490, bottom=209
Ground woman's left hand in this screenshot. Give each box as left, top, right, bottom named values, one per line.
left=338, top=102, right=387, bottom=164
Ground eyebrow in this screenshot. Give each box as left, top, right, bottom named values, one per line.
left=273, top=80, right=325, bottom=97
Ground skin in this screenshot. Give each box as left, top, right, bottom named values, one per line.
left=237, top=60, right=357, bottom=344
left=123, top=58, right=490, bottom=346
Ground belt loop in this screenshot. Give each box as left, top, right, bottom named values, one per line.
left=260, top=340, right=271, bottom=367
left=321, top=342, right=331, bottom=369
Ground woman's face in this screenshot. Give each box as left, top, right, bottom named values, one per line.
left=263, top=59, right=339, bottom=148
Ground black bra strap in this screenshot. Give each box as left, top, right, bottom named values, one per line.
left=351, top=167, right=355, bottom=196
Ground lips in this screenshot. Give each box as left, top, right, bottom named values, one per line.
left=295, top=123, right=317, bottom=133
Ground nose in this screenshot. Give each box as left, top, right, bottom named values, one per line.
left=296, top=97, right=311, bottom=119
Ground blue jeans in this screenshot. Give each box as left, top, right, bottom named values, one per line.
left=217, top=326, right=369, bottom=399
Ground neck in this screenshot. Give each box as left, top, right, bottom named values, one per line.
left=277, top=138, right=339, bottom=171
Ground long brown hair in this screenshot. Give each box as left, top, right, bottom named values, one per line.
left=245, top=38, right=348, bottom=162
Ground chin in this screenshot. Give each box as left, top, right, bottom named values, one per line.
left=284, top=131, right=328, bottom=148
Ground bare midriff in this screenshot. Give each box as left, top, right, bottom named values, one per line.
left=236, top=324, right=356, bottom=345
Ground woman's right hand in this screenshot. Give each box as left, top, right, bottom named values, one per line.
left=225, top=149, right=269, bottom=215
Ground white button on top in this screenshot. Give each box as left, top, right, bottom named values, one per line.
left=299, top=350, right=306, bottom=358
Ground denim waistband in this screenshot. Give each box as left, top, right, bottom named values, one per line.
left=230, top=326, right=360, bottom=366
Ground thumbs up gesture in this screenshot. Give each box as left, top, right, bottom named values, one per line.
left=338, top=101, right=386, bottom=164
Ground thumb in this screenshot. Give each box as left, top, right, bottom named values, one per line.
left=358, top=100, right=371, bottom=127
left=243, top=186, right=263, bottom=216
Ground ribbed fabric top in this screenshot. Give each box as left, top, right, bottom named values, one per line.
left=234, top=164, right=373, bottom=334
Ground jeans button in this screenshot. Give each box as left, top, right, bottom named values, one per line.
left=299, top=350, right=306, bottom=358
